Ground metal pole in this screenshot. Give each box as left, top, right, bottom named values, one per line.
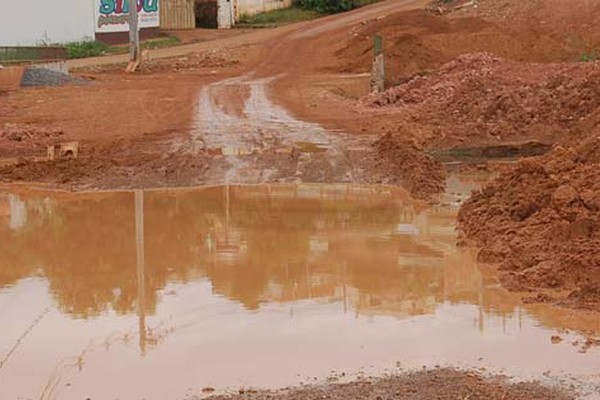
left=127, top=0, right=141, bottom=71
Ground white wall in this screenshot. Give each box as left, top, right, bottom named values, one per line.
left=236, top=0, right=292, bottom=18
left=0, top=0, right=95, bottom=46
left=218, top=0, right=234, bottom=28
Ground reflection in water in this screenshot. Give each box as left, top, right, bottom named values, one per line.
left=0, top=182, right=599, bottom=400
left=135, top=190, right=147, bottom=355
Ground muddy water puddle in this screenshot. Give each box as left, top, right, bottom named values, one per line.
left=1, top=181, right=600, bottom=400
left=183, top=75, right=364, bottom=185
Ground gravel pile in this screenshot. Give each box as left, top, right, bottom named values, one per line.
left=207, top=368, right=571, bottom=400
left=20, top=67, right=89, bottom=87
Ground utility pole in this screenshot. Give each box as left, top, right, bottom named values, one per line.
left=126, top=0, right=141, bottom=72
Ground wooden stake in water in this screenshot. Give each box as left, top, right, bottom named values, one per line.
left=371, top=34, right=386, bottom=93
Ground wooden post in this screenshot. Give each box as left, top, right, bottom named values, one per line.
left=371, top=34, right=385, bottom=93
left=126, top=0, right=141, bottom=72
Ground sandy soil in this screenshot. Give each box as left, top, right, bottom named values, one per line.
left=206, top=368, right=571, bottom=400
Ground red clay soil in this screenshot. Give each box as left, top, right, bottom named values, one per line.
left=207, top=368, right=571, bottom=400
left=363, top=53, right=600, bottom=149
left=457, top=136, right=600, bottom=311
left=448, top=0, right=600, bottom=53
left=366, top=132, right=446, bottom=201
left=0, top=123, right=65, bottom=158
left=0, top=132, right=212, bottom=189
left=332, top=5, right=600, bottom=86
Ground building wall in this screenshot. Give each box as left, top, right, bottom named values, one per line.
left=0, top=0, right=96, bottom=46
left=236, top=0, right=292, bottom=18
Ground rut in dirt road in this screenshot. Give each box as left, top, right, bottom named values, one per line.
left=185, top=74, right=368, bottom=185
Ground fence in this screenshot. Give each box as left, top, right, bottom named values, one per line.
left=0, top=46, right=67, bottom=65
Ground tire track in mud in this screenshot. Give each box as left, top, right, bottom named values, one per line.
left=183, top=73, right=368, bottom=185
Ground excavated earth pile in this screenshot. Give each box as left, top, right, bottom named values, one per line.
left=334, top=2, right=600, bottom=86
left=457, top=137, right=600, bottom=311
left=363, top=53, right=600, bottom=148
left=367, top=132, right=446, bottom=201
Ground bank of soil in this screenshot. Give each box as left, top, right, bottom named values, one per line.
left=207, top=369, right=571, bottom=400
left=457, top=137, right=600, bottom=312
left=362, top=52, right=600, bottom=149
left=333, top=3, right=600, bottom=87
left=360, top=132, right=445, bottom=200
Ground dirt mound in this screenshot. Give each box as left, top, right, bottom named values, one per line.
left=1, top=123, right=64, bottom=143
left=457, top=137, right=600, bottom=311
left=453, top=0, right=600, bottom=49
left=79, top=50, right=241, bottom=74
left=333, top=7, right=596, bottom=85
left=0, top=134, right=211, bottom=189
left=362, top=132, right=446, bottom=201
left=0, top=123, right=65, bottom=158
left=20, top=67, right=90, bottom=87
left=364, top=53, right=600, bottom=148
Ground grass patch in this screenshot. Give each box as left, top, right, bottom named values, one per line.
left=237, top=0, right=381, bottom=26
left=294, top=0, right=381, bottom=14
left=141, top=36, right=180, bottom=50
left=60, top=36, right=181, bottom=59
left=64, top=41, right=110, bottom=59
left=237, top=7, right=320, bottom=26
left=580, top=49, right=599, bottom=62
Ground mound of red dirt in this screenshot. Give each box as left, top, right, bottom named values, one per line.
left=452, top=0, right=600, bottom=48
left=364, top=53, right=600, bottom=148
left=366, top=132, right=446, bottom=202
left=334, top=5, right=600, bottom=85
left=0, top=123, right=63, bottom=143
left=457, top=137, right=600, bottom=311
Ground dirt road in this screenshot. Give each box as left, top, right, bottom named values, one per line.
left=2, top=1, right=600, bottom=398
left=1, top=0, right=440, bottom=198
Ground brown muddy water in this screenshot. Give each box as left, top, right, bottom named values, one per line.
left=1, top=175, right=600, bottom=400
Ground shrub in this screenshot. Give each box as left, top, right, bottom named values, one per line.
left=293, top=0, right=363, bottom=14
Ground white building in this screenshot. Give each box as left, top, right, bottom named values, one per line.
left=0, top=0, right=160, bottom=46
left=236, top=0, right=292, bottom=18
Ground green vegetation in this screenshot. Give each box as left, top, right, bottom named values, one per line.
left=236, top=0, right=381, bottom=27
left=140, top=36, right=180, bottom=50
left=61, top=36, right=180, bottom=59
left=64, top=40, right=111, bottom=59
left=237, top=7, right=320, bottom=25
left=293, top=0, right=380, bottom=14
left=579, top=49, right=599, bottom=62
